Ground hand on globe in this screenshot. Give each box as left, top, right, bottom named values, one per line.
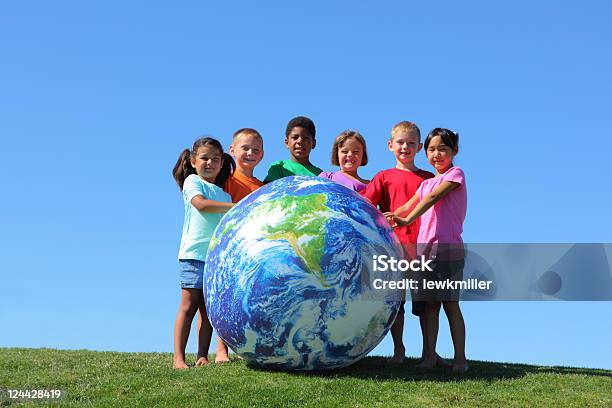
left=383, top=212, right=402, bottom=227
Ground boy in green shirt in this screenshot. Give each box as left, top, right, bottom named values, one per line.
left=264, top=116, right=324, bottom=183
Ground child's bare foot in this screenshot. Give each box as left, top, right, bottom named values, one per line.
left=195, top=357, right=209, bottom=367
left=215, top=353, right=230, bottom=363
left=173, top=358, right=189, bottom=369
left=388, top=355, right=405, bottom=365
left=436, top=354, right=452, bottom=367
left=388, top=347, right=406, bottom=364
left=417, top=353, right=451, bottom=367
left=416, top=355, right=437, bottom=369
left=215, top=337, right=230, bottom=363
left=452, top=359, right=469, bottom=373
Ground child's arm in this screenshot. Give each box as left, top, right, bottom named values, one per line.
left=382, top=193, right=419, bottom=228
left=388, top=181, right=459, bottom=226
left=190, top=195, right=234, bottom=213
left=183, top=175, right=234, bottom=213
left=391, top=193, right=420, bottom=218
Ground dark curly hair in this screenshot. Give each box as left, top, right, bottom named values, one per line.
left=285, top=116, right=316, bottom=139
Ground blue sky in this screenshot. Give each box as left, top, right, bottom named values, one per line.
left=1, top=1, right=611, bottom=369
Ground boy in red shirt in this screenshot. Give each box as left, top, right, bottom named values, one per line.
left=360, top=121, right=435, bottom=364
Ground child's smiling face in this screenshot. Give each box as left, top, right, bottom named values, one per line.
left=426, top=135, right=457, bottom=173
left=388, top=131, right=422, bottom=165
left=190, top=145, right=223, bottom=183
left=338, top=137, right=364, bottom=173
left=229, top=133, right=264, bottom=172
left=285, top=126, right=315, bottom=163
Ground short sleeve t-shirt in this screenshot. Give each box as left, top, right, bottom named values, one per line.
left=416, top=166, right=467, bottom=246
left=264, top=160, right=324, bottom=183
left=225, top=171, right=263, bottom=203
left=178, top=174, right=232, bottom=261
left=319, top=171, right=368, bottom=192
left=360, top=168, right=434, bottom=246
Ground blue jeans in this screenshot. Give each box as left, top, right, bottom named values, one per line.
left=178, top=259, right=205, bottom=289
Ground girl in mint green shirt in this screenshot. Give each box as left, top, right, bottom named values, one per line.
left=172, top=137, right=235, bottom=369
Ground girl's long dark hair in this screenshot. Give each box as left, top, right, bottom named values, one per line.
left=172, top=137, right=235, bottom=190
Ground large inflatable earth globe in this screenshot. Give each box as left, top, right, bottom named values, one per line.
left=204, top=176, right=403, bottom=370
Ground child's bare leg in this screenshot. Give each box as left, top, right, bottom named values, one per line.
left=418, top=314, right=426, bottom=360
left=442, top=301, right=468, bottom=372
left=215, top=336, right=230, bottom=363
left=196, top=305, right=212, bottom=366
left=417, top=314, right=452, bottom=367
left=173, top=288, right=203, bottom=368
left=194, top=299, right=229, bottom=364
left=417, top=301, right=441, bottom=369
left=388, top=311, right=405, bottom=364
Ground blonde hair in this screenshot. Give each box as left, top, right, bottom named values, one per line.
left=331, top=130, right=368, bottom=166
left=232, top=128, right=263, bottom=143
left=390, top=121, right=421, bottom=142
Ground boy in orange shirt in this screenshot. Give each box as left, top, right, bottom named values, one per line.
left=225, top=128, right=265, bottom=202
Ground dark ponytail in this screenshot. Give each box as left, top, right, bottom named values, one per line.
left=172, top=137, right=235, bottom=191
left=172, top=149, right=196, bottom=190
left=216, top=152, right=235, bottom=189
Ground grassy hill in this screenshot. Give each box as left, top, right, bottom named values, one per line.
left=1, top=348, right=610, bottom=407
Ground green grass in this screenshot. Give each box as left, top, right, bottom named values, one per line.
left=1, top=348, right=610, bottom=407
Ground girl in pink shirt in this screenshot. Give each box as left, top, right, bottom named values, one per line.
left=385, top=128, right=468, bottom=373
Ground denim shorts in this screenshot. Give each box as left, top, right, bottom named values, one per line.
left=178, top=259, right=205, bottom=289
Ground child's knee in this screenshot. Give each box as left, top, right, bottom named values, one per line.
left=180, top=299, right=200, bottom=316
left=427, top=301, right=442, bottom=312
left=442, top=301, right=460, bottom=314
